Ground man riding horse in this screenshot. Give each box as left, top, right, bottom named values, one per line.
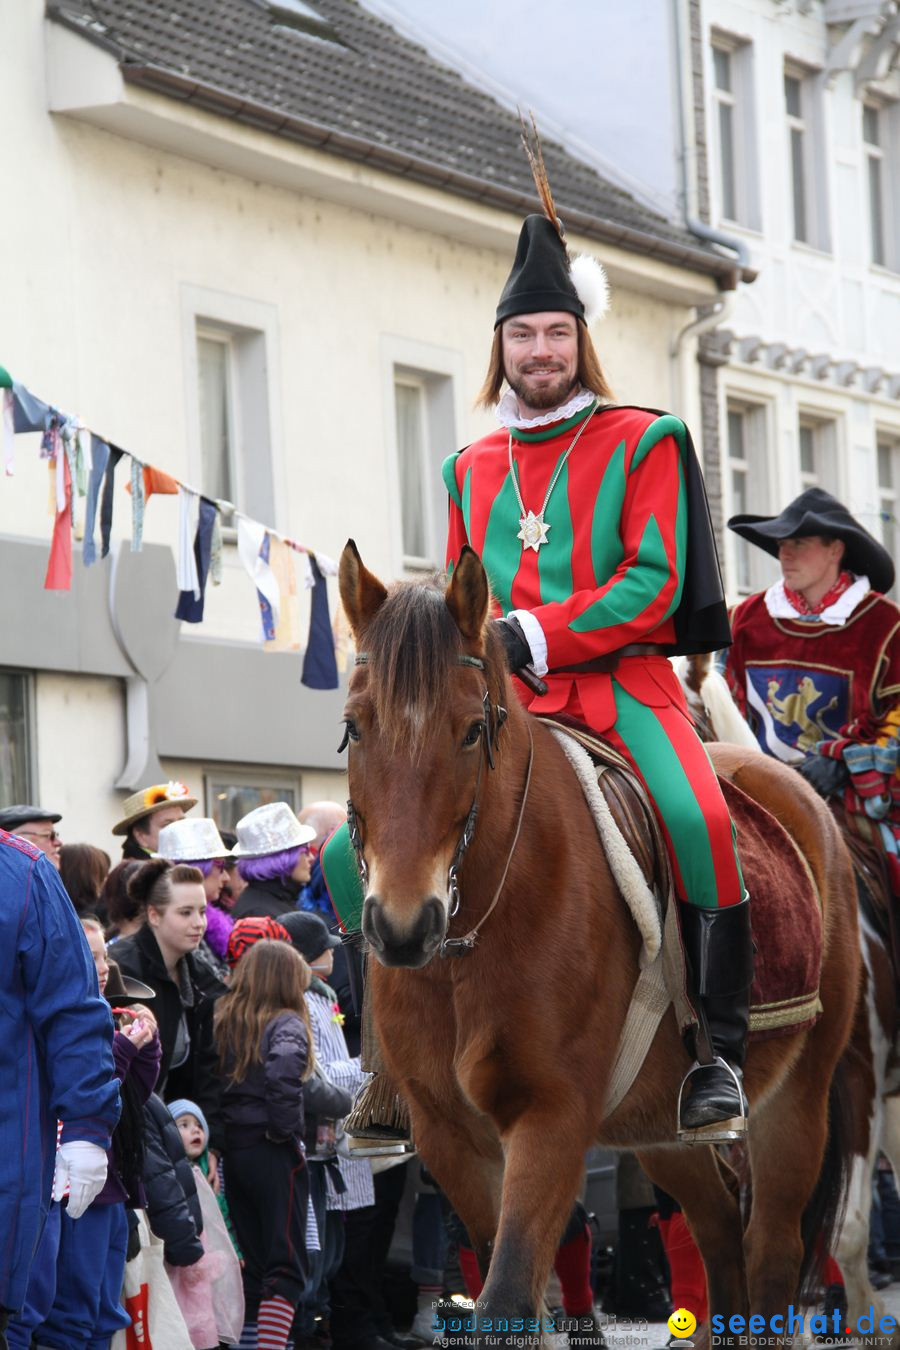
left=441, top=199, right=752, bottom=1141
left=725, top=489, right=900, bottom=918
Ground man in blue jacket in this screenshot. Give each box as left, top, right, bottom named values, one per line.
left=0, top=830, right=120, bottom=1346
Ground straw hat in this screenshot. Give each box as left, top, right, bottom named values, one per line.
left=232, top=801, right=316, bottom=858
left=112, top=782, right=197, bottom=836
left=157, top=817, right=233, bottom=863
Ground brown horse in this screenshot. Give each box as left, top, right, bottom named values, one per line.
left=339, top=543, right=859, bottom=1344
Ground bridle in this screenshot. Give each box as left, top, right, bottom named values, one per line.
left=340, top=652, right=533, bottom=958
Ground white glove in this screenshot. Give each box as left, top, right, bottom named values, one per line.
left=52, top=1140, right=109, bottom=1219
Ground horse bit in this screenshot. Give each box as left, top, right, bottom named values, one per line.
left=339, top=653, right=533, bottom=957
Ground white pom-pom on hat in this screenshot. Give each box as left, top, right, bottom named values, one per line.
left=570, top=253, right=610, bottom=324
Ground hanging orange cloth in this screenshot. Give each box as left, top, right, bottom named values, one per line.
left=265, top=536, right=301, bottom=652
left=45, top=454, right=73, bottom=590
left=124, top=464, right=180, bottom=500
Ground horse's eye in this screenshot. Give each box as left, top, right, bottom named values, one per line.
left=462, top=721, right=483, bottom=748
left=338, top=720, right=360, bottom=753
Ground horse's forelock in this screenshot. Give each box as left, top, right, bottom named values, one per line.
left=365, top=580, right=463, bottom=755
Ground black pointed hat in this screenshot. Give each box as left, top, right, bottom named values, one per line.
left=495, top=215, right=584, bottom=327
left=728, top=487, right=895, bottom=594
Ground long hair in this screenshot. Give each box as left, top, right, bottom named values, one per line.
left=214, top=939, right=316, bottom=1084
left=237, top=846, right=302, bottom=884
left=60, top=844, right=111, bottom=915
left=475, top=320, right=614, bottom=410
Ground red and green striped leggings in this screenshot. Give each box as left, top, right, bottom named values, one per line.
left=573, top=679, right=744, bottom=910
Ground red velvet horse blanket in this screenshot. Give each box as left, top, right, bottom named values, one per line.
left=722, top=778, right=823, bottom=1040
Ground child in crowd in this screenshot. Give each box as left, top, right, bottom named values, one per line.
left=215, top=940, right=315, bottom=1350
left=169, top=1098, right=242, bottom=1258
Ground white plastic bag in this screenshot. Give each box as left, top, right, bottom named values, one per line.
left=192, top=1166, right=245, bottom=1345
left=111, top=1211, right=193, bottom=1350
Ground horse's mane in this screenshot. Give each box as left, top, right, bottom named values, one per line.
left=362, top=576, right=506, bottom=757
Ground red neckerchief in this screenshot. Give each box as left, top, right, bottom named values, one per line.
left=783, top=570, right=854, bottom=616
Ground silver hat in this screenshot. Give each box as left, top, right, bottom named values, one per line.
left=232, top=801, right=316, bottom=858
left=157, top=817, right=233, bottom=863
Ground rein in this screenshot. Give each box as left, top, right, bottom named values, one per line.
left=344, top=652, right=530, bottom=958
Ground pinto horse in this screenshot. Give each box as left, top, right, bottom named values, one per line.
left=339, top=544, right=859, bottom=1343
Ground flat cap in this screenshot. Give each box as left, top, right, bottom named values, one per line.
left=0, top=804, right=61, bottom=831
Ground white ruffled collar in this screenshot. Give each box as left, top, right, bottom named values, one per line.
left=496, top=386, right=597, bottom=430
left=763, top=574, right=870, bottom=626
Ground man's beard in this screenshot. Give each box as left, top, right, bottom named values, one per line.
left=507, top=366, right=579, bottom=412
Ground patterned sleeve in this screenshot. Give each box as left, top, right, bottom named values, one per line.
left=523, top=417, right=687, bottom=668
left=443, top=451, right=468, bottom=572
left=818, top=619, right=900, bottom=822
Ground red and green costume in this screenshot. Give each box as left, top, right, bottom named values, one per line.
left=726, top=584, right=900, bottom=889
left=444, top=402, right=744, bottom=912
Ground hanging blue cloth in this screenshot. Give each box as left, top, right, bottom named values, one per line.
left=301, top=554, right=338, bottom=690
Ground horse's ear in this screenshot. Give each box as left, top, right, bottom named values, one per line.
left=445, top=546, right=490, bottom=643
left=339, top=539, right=388, bottom=639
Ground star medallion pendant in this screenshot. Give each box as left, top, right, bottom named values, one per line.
left=517, top=510, right=550, bottom=553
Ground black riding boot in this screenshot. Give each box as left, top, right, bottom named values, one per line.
left=678, top=897, right=753, bottom=1143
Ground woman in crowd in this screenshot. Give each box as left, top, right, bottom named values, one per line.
left=156, top=818, right=235, bottom=977
left=231, top=801, right=316, bottom=922
left=102, top=860, right=143, bottom=942
left=59, top=844, right=111, bottom=919
left=215, top=939, right=315, bottom=1350
left=112, top=859, right=225, bottom=1163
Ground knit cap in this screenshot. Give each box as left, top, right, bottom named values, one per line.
left=226, top=915, right=292, bottom=967
left=167, top=1098, right=209, bottom=1144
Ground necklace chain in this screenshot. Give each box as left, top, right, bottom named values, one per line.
left=507, top=401, right=598, bottom=551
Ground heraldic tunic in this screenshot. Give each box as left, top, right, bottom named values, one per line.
left=443, top=402, right=744, bottom=912
left=726, top=581, right=900, bottom=889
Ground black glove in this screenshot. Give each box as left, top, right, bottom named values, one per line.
left=796, top=755, right=849, bottom=799
left=493, top=616, right=533, bottom=673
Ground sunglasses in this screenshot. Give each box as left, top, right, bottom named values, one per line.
left=19, top=829, right=61, bottom=843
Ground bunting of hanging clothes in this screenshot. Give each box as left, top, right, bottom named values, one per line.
left=237, top=517, right=281, bottom=642
left=175, top=496, right=218, bottom=624
left=2, top=388, right=14, bottom=476
left=265, top=534, right=301, bottom=652
left=44, top=435, right=73, bottom=591
left=3, top=371, right=340, bottom=684
left=301, top=552, right=339, bottom=690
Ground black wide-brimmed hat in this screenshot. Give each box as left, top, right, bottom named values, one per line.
left=728, top=487, right=895, bottom=594
left=104, top=959, right=155, bottom=1005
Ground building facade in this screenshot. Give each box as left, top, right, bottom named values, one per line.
left=699, top=0, right=900, bottom=595
left=0, top=0, right=732, bottom=847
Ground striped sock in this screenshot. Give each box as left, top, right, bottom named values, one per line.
left=238, top=1323, right=258, bottom=1349
left=257, top=1295, right=296, bottom=1350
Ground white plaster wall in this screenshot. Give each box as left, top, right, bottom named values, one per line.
left=34, top=673, right=126, bottom=849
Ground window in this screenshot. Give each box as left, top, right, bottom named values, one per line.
left=710, top=38, right=758, bottom=228
left=864, top=104, right=887, bottom=267
left=207, top=776, right=299, bottom=832
left=714, top=47, right=738, bottom=223
left=197, top=332, right=237, bottom=510
left=878, top=434, right=900, bottom=594
left=391, top=363, right=458, bottom=570
left=785, top=71, right=809, bottom=243
left=727, top=403, right=773, bottom=594
left=0, top=672, right=32, bottom=807
left=395, top=377, right=430, bottom=562
left=798, top=417, right=838, bottom=492
left=183, top=288, right=280, bottom=530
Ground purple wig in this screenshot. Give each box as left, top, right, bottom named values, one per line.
left=184, top=858, right=217, bottom=877
left=237, top=846, right=302, bottom=884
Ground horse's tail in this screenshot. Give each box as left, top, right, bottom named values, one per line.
left=797, top=1055, right=852, bottom=1299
